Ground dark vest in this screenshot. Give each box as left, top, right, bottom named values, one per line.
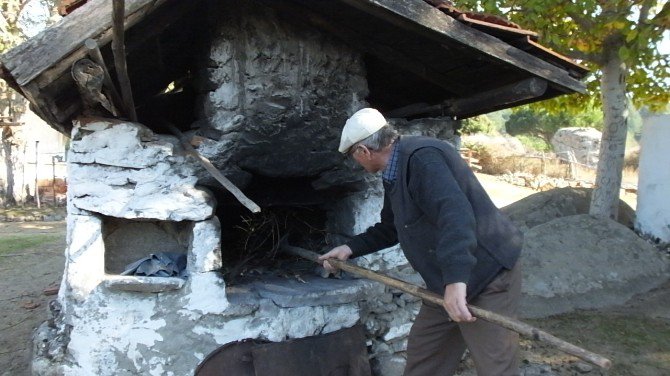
left=388, top=136, right=522, bottom=299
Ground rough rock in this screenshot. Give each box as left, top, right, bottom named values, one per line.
left=520, top=215, right=669, bottom=318
left=193, top=2, right=368, bottom=188
left=502, top=187, right=635, bottom=232
left=462, top=133, right=526, bottom=156
left=550, top=127, right=601, bottom=167
left=68, top=120, right=215, bottom=221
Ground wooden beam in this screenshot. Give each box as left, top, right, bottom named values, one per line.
left=387, top=77, right=548, bottom=119
left=447, top=77, right=548, bottom=118
left=112, top=0, right=137, bottom=121
left=265, top=0, right=471, bottom=94
left=339, top=0, right=586, bottom=93
left=0, top=0, right=171, bottom=88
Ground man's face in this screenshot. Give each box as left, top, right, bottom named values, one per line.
left=349, top=145, right=383, bottom=173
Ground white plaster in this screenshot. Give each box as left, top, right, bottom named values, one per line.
left=179, top=273, right=229, bottom=319
left=70, top=122, right=171, bottom=169
left=63, top=214, right=105, bottom=302
left=356, top=245, right=408, bottom=272
left=189, top=218, right=222, bottom=273
left=67, top=121, right=214, bottom=221
left=193, top=317, right=254, bottom=345
left=636, top=115, right=670, bottom=242
left=67, top=293, right=165, bottom=376
left=321, top=304, right=362, bottom=334
left=383, top=323, right=413, bottom=342
left=351, top=188, right=384, bottom=235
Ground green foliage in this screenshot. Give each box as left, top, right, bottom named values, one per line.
left=460, top=114, right=496, bottom=135
left=505, top=104, right=603, bottom=146
left=485, top=109, right=512, bottom=133
left=456, top=0, right=670, bottom=112
left=514, top=134, right=552, bottom=152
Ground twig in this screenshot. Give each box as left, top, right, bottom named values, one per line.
left=0, top=316, right=31, bottom=331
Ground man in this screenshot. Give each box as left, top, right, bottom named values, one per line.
left=319, top=108, right=523, bottom=376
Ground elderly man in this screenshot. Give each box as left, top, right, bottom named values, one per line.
left=319, top=108, right=523, bottom=376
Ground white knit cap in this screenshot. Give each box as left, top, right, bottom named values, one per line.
left=338, top=108, right=387, bottom=153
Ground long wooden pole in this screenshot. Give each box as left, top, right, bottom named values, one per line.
left=281, top=242, right=612, bottom=370
left=111, top=0, right=137, bottom=122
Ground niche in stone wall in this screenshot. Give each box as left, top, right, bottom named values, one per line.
left=102, top=216, right=193, bottom=276
left=215, top=175, right=336, bottom=285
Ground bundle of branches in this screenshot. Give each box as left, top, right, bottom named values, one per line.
left=221, top=207, right=326, bottom=282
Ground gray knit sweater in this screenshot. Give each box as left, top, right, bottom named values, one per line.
left=346, top=136, right=522, bottom=299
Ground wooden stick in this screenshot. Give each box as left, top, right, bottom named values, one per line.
left=111, top=0, right=138, bottom=122
left=84, top=38, right=124, bottom=116
left=281, top=242, right=612, bottom=370
left=164, top=123, right=261, bottom=213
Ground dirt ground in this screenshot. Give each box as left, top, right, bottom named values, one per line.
left=0, top=176, right=667, bottom=375
left=0, top=220, right=65, bottom=376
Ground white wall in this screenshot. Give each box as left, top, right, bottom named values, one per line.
left=0, top=109, right=68, bottom=203
left=636, top=115, right=670, bottom=243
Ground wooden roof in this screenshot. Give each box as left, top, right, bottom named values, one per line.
left=0, top=0, right=587, bottom=135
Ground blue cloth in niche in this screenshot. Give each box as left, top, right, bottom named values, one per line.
left=121, top=252, right=188, bottom=278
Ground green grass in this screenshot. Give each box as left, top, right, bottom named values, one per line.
left=0, top=234, right=61, bottom=255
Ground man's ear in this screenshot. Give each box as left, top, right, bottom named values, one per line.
left=358, top=145, right=372, bottom=159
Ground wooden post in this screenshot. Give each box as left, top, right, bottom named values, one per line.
left=34, top=141, right=40, bottom=208
left=51, top=156, right=56, bottom=206
left=111, top=0, right=137, bottom=122
left=281, top=242, right=613, bottom=370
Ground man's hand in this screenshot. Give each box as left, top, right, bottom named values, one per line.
left=443, top=282, right=476, bottom=323
left=318, top=245, right=353, bottom=273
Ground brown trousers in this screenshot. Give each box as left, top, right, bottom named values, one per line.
left=404, top=262, right=522, bottom=376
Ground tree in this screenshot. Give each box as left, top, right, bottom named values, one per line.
left=458, top=0, right=669, bottom=220
left=506, top=106, right=603, bottom=143
left=460, top=114, right=496, bottom=134
left=0, top=0, right=56, bottom=205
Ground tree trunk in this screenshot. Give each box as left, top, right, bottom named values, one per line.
left=2, top=127, right=17, bottom=206
left=590, top=48, right=628, bottom=220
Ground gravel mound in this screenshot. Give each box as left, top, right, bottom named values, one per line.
left=501, top=187, right=635, bottom=232
left=519, top=214, right=669, bottom=318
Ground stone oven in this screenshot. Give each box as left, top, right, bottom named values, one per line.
left=0, top=0, right=587, bottom=375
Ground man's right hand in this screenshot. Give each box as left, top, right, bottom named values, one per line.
left=318, top=245, right=353, bottom=273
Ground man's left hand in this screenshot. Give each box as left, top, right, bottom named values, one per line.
left=443, top=282, right=476, bottom=323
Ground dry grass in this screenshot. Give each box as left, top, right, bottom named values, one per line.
left=475, top=151, right=639, bottom=186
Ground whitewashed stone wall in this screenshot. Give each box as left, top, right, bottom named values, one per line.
left=636, top=115, right=670, bottom=243
left=35, top=120, right=395, bottom=375
left=192, top=1, right=367, bottom=188
left=33, top=3, right=460, bottom=374
left=551, top=127, right=601, bottom=167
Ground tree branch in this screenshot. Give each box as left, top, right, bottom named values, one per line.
left=650, top=1, right=670, bottom=27
left=561, top=49, right=601, bottom=66
left=565, top=10, right=596, bottom=30
left=638, top=0, right=654, bottom=24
